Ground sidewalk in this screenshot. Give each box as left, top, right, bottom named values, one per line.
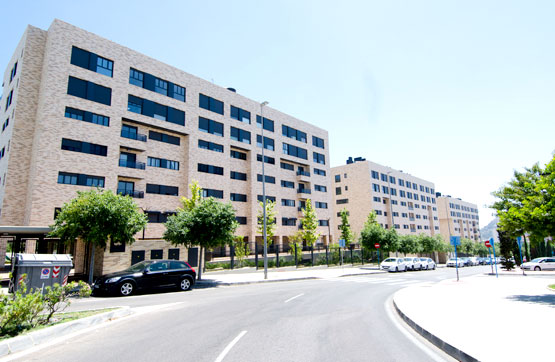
left=394, top=274, right=555, bottom=362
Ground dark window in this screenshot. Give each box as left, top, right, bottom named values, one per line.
left=70, top=46, right=113, bottom=77
left=315, top=185, right=327, bottom=192
left=146, top=183, right=179, bottom=196
left=9, top=62, right=17, bottom=83
left=231, top=105, right=250, bottom=124
left=121, top=124, right=147, bottom=141
left=336, top=199, right=349, bottom=204
left=319, top=220, right=329, bottom=226
left=110, top=240, right=125, bottom=253
left=65, top=107, right=109, bottom=127
left=127, top=95, right=185, bottom=126
left=230, top=193, right=247, bottom=202
left=149, top=130, right=180, bottom=145
left=2, top=118, right=9, bottom=132
left=282, top=218, right=297, bottom=226
left=336, top=187, right=342, bottom=195
left=257, top=174, right=276, bottom=184
left=61, top=138, right=107, bottom=156
left=314, top=168, right=326, bottom=176
left=313, top=152, right=325, bottom=165
left=230, top=127, right=251, bottom=144
left=131, top=250, right=145, bottom=265
left=371, top=171, right=379, bottom=179
left=199, top=94, right=224, bottom=115
left=129, top=68, right=144, bottom=87
left=146, top=211, right=175, bottom=223
left=280, top=162, right=294, bottom=171
left=118, top=181, right=135, bottom=197
left=281, top=199, right=295, bottom=207
left=173, top=84, right=186, bottom=102
left=381, top=173, right=388, bottom=182
left=199, top=117, right=224, bottom=136
left=256, top=135, right=275, bottom=151
left=282, top=143, right=307, bottom=160
left=57, top=172, right=105, bottom=187
left=315, top=202, right=328, bottom=209
left=256, top=115, right=274, bottom=132
left=230, top=171, right=247, bottom=181
left=96, top=56, right=113, bottom=77
left=230, top=150, right=247, bottom=160
left=257, top=154, right=275, bottom=164
left=155, top=78, right=168, bottom=96
left=281, top=180, right=294, bottom=188
left=258, top=195, right=276, bottom=202
left=202, top=188, right=224, bottom=199
left=5, top=90, right=13, bottom=109
left=198, top=163, right=224, bottom=175
left=312, top=136, right=325, bottom=149
left=151, top=250, right=163, bottom=260
left=198, top=139, right=224, bottom=153
left=148, top=156, right=179, bottom=170
left=335, top=175, right=341, bottom=182
left=67, top=76, right=111, bottom=106
left=168, top=249, right=180, bottom=260
left=282, top=125, right=307, bottom=143
left=236, top=216, right=247, bottom=225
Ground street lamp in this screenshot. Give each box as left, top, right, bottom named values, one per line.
left=386, top=171, right=397, bottom=257
left=261, top=101, right=269, bottom=280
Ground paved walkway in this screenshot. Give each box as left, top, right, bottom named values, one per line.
left=394, top=273, right=555, bottom=362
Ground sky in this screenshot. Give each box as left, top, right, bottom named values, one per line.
left=1, top=0, right=554, bottom=227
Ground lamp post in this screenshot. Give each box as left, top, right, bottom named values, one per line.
left=386, top=171, right=396, bottom=256
left=261, top=101, right=269, bottom=280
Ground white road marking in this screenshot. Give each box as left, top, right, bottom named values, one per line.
left=214, top=330, right=248, bottom=362
left=284, top=293, right=305, bottom=303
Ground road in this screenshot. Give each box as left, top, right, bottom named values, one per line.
left=9, top=266, right=489, bottom=362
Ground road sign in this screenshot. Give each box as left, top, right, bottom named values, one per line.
left=339, top=239, right=346, bottom=248
left=450, top=236, right=461, bottom=246
left=40, top=268, right=50, bottom=279
left=374, top=243, right=380, bottom=249
left=52, top=266, right=60, bottom=278
left=485, top=240, right=491, bottom=247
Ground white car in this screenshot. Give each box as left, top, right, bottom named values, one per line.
left=380, top=257, right=407, bottom=272
left=468, top=257, right=480, bottom=266
left=404, top=257, right=422, bottom=271
left=521, top=257, right=555, bottom=271
left=419, top=257, right=436, bottom=270
left=446, top=258, right=465, bottom=267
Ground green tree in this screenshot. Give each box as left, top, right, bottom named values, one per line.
left=417, top=234, right=444, bottom=255
left=398, top=235, right=419, bottom=255
left=49, top=189, right=147, bottom=284
left=459, top=238, right=475, bottom=255
left=257, top=200, right=277, bottom=245
left=164, top=182, right=238, bottom=280
left=338, top=208, right=354, bottom=246
left=233, top=236, right=250, bottom=267
left=301, top=199, right=320, bottom=247
left=288, top=230, right=304, bottom=263
left=359, top=212, right=399, bottom=255
left=472, top=241, right=489, bottom=257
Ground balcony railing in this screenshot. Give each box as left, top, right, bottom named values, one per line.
left=117, top=189, right=144, bottom=198
left=119, top=159, right=146, bottom=170
left=297, top=189, right=311, bottom=194
left=121, top=129, right=147, bottom=142
left=297, top=170, right=310, bottom=177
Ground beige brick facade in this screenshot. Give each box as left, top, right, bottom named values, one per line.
left=436, top=195, right=481, bottom=242
left=331, top=158, right=440, bottom=242
left=0, top=20, right=333, bottom=276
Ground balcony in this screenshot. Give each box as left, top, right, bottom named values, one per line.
left=121, top=129, right=147, bottom=142
left=119, top=159, right=146, bottom=170
left=117, top=189, right=144, bottom=198
left=296, top=170, right=310, bottom=177
left=297, top=189, right=311, bottom=194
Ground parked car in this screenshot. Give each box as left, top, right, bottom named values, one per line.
left=93, top=260, right=196, bottom=296
left=380, top=257, right=407, bottom=272
left=419, top=257, right=436, bottom=270
left=446, top=258, right=465, bottom=267
left=404, top=257, right=422, bottom=271
left=520, top=257, right=555, bottom=271
left=459, top=257, right=472, bottom=267
left=468, top=257, right=480, bottom=266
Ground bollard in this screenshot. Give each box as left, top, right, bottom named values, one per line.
left=276, top=244, right=279, bottom=268
left=311, top=246, right=314, bottom=267
left=230, top=244, right=235, bottom=270
left=326, top=246, right=329, bottom=266
left=255, top=244, right=258, bottom=270
left=294, top=243, right=298, bottom=268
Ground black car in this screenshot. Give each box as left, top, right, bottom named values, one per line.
left=93, top=260, right=196, bottom=296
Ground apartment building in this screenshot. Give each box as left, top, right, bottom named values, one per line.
left=331, top=157, right=439, bottom=242
left=436, top=194, right=481, bottom=242
left=0, top=20, right=332, bottom=275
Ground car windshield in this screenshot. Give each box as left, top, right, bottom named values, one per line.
left=420, top=258, right=427, bottom=261
left=383, top=258, right=396, bottom=263
left=530, top=258, right=543, bottom=263
left=448, top=258, right=457, bottom=261
left=123, top=261, right=150, bottom=273
left=404, top=258, right=412, bottom=261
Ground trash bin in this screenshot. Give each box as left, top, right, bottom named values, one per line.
left=11, top=253, right=73, bottom=293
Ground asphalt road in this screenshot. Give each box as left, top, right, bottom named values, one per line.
left=9, top=266, right=489, bottom=362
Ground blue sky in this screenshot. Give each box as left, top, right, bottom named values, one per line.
left=2, top=0, right=554, bottom=227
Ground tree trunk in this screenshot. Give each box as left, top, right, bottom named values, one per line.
left=197, top=246, right=203, bottom=280
left=88, top=244, right=95, bottom=285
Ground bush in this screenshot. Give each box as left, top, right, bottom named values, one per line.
left=502, top=259, right=515, bottom=271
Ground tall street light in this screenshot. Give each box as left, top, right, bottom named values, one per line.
left=386, top=171, right=396, bottom=256
left=261, top=101, right=269, bottom=280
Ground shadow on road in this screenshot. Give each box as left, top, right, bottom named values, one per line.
left=506, top=294, right=555, bottom=307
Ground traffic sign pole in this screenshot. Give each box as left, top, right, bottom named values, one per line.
left=455, top=244, right=459, bottom=282
left=491, top=238, right=498, bottom=278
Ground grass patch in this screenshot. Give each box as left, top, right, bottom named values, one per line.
left=0, top=308, right=117, bottom=340
left=549, top=284, right=555, bottom=291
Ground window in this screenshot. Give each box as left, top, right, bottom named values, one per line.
left=413, top=183, right=418, bottom=190
left=336, top=187, right=342, bottom=195
left=149, top=130, right=180, bottom=145
left=148, top=156, right=179, bottom=170
left=315, top=185, right=327, bottom=192
left=127, top=95, right=184, bottom=125
left=281, top=162, right=294, bottom=171
left=67, top=77, right=111, bottom=106
left=337, top=211, right=349, bottom=217
left=283, top=143, right=307, bottom=159
left=281, top=180, right=294, bottom=188
left=146, top=183, right=179, bottom=196
left=281, top=199, right=295, bottom=207
left=5, top=90, right=13, bottom=109
left=336, top=199, right=349, bottom=204
left=230, top=193, right=247, bottom=202
left=256, top=115, right=274, bottom=132
left=203, top=188, right=224, bottom=199
left=406, top=181, right=412, bottom=188
left=282, top=218, right=297, bottom=226
left=381, top=173, right=387, bottom=182
left=65, top=107, right=109, bottom=127
left=173, top=84, right=186, bottom=102
left=375, top=210, right=383, bottom=215
left=389, top=176, right=396, bottom=184
left=119, top=152, right=143, bottom=169
left=70, top=46, right=113, bottom=77
left=198, top=117, right=224, bottom=136
left=230, top=127, right=251, bottom=144
left=9, top=62, right=17, bottom=83
left=257, top=154, right=275, bottom=164
left=400, top=190, right=406, bottom=197
left=315, top=202, right=328, bottom=209
left=199, top=94, right=224, bottom=115
left=390, top=188, right=397, bottom=196
left=257, top=174, right=276, bottom=184
left=282, top=125, right=306, bottom=142
left=129, top=68, right=144, bottom=87
left=198, top=163, right=224, bottom=175
left=236, top=216, right=247, bottom=225
left=198, top=139, right=223, bottom=153
left=372, top=183, right=380, bottom=192
left=57, top=172, right=105, bottom=187
left=118, top=181, right=138, bottom=197
left=129, top=68, right=186, bottom=101
left=319, top=220, right=329, bottom=226
left=257, top=195, right=276, bottom=202
left=230, top=150, right=247, bottom=160
left=61, top=138, right=107, bottom=156
left=231, top=106, right=250, bottom=123
left=373, top=196, right=381, bottom=202
left=314, top=168, right=326, bottom=176
left=2, top=118, right=9, bottom=132
left=256, top=135, right=274, bottom=150
left=230, top=171, right=247, bottom=181
left=399, top=179, right=405, bottom=187
left=335, top=175, right=341, bottom=182
left=371, top=170, right=379, bottom=179
left=313, top=152, right=325, bottom=165
left=155, top=78, right=168, bottom=96
left=312, top=136, right=325, bottom=149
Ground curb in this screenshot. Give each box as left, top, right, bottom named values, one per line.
left=392, top=297, right=478, bottom=362
left=0, top=307, right=131, bottom=358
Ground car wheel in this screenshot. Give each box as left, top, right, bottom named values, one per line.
left=179, top=277, right=193, bottom=291
left=119, top=281, right=135, bottom=296
left=534, top=266, right=541, bottom=271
